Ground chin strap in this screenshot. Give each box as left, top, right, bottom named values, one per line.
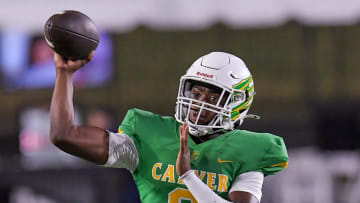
left=189, top=125, right=210, bottom=137
left=189, top=125, right=229, bottom=138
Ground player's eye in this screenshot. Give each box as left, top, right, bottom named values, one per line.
left=191, top=92, right=201, bottom=99
left=207, top=95, right=219, bottom=104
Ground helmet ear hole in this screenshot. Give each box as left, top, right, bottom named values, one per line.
left=234, top=91, right=246, bottom=103
left=245, top=90, right=249, bottom=100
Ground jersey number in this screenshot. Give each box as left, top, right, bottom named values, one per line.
left=169, top=188, right=197, bottom=203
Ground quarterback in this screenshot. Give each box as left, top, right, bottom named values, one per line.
left=50, top=51, right=288, bottom=203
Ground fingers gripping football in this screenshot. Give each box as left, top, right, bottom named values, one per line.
left=176, top=123, right=191, bottom=176
left=54, top=51, right=94, bottom=73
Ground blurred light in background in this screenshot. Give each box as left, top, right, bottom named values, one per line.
left=0, top=32, right=114, bottom=91
left=19, top=106, right=84, bottom=170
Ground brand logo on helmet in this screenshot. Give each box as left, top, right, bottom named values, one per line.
left=197, top=72, right=214, bottom=78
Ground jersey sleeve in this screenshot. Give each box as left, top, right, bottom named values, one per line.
left=104, top=131, right=139, bottom=173
left=117, top=109, right=143, bottom=172
left=260, top=135, right=289, bottom=176
left=118, top=109, right=142, bottom=147
left=118, top=109, right=136, bottom=136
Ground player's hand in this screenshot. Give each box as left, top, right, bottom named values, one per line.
left=176, top=122, right=191, bottom=176
left=54, top=51, right=94, bottom=73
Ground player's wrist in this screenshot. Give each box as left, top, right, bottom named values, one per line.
left=177, top=165, right=191, bottom=176
left=56, top=68, right=75, bottom=77
left=180, top=169, right=194, bottom=179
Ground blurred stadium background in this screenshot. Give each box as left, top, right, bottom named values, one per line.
left=0, top=0, right=359, bottom=202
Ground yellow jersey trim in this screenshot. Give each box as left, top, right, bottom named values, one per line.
left=271, top=161, right=288, bottom=168
left=217, top=157, right=233, bottom=164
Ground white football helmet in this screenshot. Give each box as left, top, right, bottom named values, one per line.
left=175, top=52, right=257, bottom=137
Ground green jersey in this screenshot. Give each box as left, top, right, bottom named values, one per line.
left=119, top=108, right=288, bottom=203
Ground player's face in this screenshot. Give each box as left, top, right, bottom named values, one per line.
left=188, top=85, right=222, bottom=125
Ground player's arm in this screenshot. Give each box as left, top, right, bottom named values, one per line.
left=180, top=170, right=260, bottom=203
left=227, top=171, right=263, bottom=203
left=50, top=52, right=109, bottom=165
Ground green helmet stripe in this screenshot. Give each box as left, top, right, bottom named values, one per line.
left=233, top=76, right=252, bottom=90
left=231, top=111, right=240, bottom=120
left=232, top=100, right=248, bottom=113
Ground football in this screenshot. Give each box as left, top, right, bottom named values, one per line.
left=44, top=10, right=99, bottom=60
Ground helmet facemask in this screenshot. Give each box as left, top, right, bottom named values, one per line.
left=175, top=77, right=247, bottom=137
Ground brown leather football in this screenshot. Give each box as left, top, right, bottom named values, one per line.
left=44, top=10, right=99, bottom=59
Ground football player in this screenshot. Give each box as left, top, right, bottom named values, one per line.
left=50, top=51, right=288, bottom=203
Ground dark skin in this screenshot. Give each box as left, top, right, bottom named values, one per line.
left=50, top=52, right=258, bottom=203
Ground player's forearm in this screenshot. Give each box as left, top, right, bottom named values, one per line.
left=50, top=69, right=76, bottom=142
left=50, top=70, right=75, bottom=136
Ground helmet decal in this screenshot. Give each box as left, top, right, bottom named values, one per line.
left=233, top=76, right=253, bottom=90
left=231, top=76, right=254, bottom=121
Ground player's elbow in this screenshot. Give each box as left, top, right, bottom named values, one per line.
left=50, top=131, right=62, bottom=146
left=50, top=132, right=65, bottom=149
left=50, top=126, right=71, bottom=147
